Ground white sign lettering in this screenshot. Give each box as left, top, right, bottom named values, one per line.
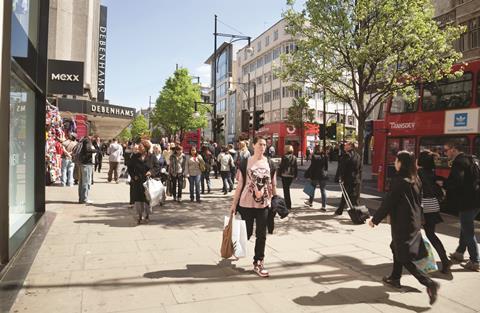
left=389, top=122, right=416, bottom=129
left=91, top=104, right=134, bottom=117
left=51, top=73, right=80, bottom=82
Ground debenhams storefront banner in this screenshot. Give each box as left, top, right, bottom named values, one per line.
left=58, top=98, right=135, bottom=119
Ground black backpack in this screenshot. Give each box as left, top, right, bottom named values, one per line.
left=469, top=155, right=480, bottom=202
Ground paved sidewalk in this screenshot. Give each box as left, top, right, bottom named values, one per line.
left=1, top=168, right=480, bottom=313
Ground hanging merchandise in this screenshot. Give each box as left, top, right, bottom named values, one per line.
left=45, top=101, right=66, bottom=185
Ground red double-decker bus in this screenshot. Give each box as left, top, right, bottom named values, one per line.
left=373, top=59, right=480, bottom=192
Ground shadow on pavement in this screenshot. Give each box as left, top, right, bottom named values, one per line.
left=293, top=286, right=429, bottom=313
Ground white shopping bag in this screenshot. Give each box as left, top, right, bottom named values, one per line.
left=143, top=178, right=165, bottom=207
left=224, top=214, right=248, bottom=258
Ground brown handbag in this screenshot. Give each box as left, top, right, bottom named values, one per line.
left=221, top=212, right=234, bottom=259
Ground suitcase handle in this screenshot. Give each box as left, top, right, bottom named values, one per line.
left=339, top=181, right=354, bottom=211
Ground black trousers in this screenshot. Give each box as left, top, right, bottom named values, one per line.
left=282, top=177, right=294, bottom=210
left=338, top=182, right=359, bottom=212
left=171, top=175, right=183, bottom=199
left=390, top=244, right=434, bottom=287
left=95, top=155, right=102, bottom=172
left=424, top=222, right=449, bottom=264
left=238, top=207, right=268, bottom=262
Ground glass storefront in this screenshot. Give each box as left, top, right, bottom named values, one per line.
left=9, top=72, right=36, bottom=238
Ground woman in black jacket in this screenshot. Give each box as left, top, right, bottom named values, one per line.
left=369, top=151, right=439, bottom=305
left=279, top=145, right=298, bottom=210
left=305, top=145, right=328, bottom=211
left=417, top=150, right=452, bottom=274
left=127, top=140, right=159, bottom=224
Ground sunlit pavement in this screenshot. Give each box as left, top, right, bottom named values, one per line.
left=1, top=166, right=479, bottom=313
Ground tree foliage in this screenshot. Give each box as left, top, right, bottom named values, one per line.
left=286, top=96, right=315, bottom=130
left=118, top=127, right=132, bottom=142
left=280, top=0, right=464, bottom=178
left=131, top=114, right=150, bottom=140
left=152, top=68, right=207, bottom=139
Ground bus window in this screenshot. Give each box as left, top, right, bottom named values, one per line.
left=390, top=88, right=419, bottom=113
left=475, top=137, right=480, bottom=157
left=422, top=72, right=473, bottom=111
left=419, top=136, right=470, bottom=168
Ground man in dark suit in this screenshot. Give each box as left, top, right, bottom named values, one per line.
left=335, top=141, right=361, bottom=215
left=444, top=141, right=480, bottom=271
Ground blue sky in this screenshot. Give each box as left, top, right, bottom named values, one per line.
left=101, top=0, right=305, bottom=110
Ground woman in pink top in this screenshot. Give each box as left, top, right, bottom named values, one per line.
left=230, top=135, right=277, bottom=277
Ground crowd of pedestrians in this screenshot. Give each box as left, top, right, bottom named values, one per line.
left=56, top=133, right=479, bottom=305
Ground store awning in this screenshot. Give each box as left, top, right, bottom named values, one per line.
left=57, top=98, right=135, bottom=139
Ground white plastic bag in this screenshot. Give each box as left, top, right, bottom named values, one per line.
left=143, top=178, right=165, bottom=207
left=224, top=214, right=248, bottom=258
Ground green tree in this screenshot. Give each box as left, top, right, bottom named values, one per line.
left=280, top=0, right=463, bottom=180
left=131, top=115, right=150, bottom=140
left=152, top=68, right=207, bottom=140
left=118, top=127, right=132, bottom=142
left=287, top=96, right=315, bottom=164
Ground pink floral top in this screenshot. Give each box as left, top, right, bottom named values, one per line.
left=238, top=158, right=276, bottom=209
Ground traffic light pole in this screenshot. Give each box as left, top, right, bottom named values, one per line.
left=213, top=15, right=218, bottom=143
left=253, top=81, right=256, bottom=139
left=322, top=87, right=327, bottom=151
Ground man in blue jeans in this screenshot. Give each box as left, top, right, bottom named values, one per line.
left=444, top=142, right=480, bottom=271
left=78, top=136, right=96, bottom=204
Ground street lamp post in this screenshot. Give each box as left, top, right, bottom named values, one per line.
left=212, top=14, right=251, bottom=143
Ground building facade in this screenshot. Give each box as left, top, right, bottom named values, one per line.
left=49, top=1, right=134, bottom=140
left=235, top=19, right=355, bottom=155
left=205, top=42, right=236, bottom=144
left=433, top=0, right=480, bottom=62
left=1, top=0, right=50, bottom=267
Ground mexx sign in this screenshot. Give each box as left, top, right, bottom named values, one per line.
left=51, top=73, right=81, bottom=82
left=47, top=60, right=84, bottom=95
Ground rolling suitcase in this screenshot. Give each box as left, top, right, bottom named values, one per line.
left=339, top=181, right=370, bottom=224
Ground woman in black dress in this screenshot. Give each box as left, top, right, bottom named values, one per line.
left=369, top=151, right=440, bottom=305
left=127, top=140, right=159, bottom=224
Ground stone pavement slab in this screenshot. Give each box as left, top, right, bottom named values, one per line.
left=2, top=166, right=480, bottom=313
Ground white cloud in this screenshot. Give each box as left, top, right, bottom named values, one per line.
left=193, top=64, right=211, bottom=87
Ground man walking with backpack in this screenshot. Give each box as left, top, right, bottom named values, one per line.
left=444, top=142, right=480, bottom=271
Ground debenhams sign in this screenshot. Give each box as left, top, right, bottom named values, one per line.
left=88, top=103, right=135, bottom=118
left=48, top=60, right=84, bottom=95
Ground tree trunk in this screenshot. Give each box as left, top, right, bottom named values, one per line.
left=356, top=114, right=366, bottom=199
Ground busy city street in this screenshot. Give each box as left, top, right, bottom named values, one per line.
left=2, top=0, right=480, bottom=312
left=0, top=163, right=479, bottom=313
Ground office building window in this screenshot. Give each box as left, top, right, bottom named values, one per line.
left=257, top=57, right=264, bottom=69
left=264, top=91, right=272, bottom=103
left=274, top=29, right=278, bottom=41
left=257, top=76, right=262, bottom=85
left=242, top=65, right=248, bottom=76
left=265, top=35, right=270, bottom=46
left=249, top=62, right=256, bottom=72
left=256, top=94, right=263, bottom=105
left=272, top=88, right=281, bottom=101
left=272, top=47, right=281, bottom=59
left=257, top=41, right=262, bottom=52
left=264, top=52, right=272, bottom=64
left=264, top=71, right=272, bottom=83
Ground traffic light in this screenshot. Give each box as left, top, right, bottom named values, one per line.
left=326, top=123, right=337, bottom=140
left=215, top=116, right=224, bottom=134
left=241, top=110, right=250, bottom=132
left=254, top=110, right=265, bottom=130
left=319, top=124, right=325, bottom=139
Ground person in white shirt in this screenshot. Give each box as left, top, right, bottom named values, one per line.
left=107, top=138, right=124, bottom=183
left=217, top=146, right=234, bottom=194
